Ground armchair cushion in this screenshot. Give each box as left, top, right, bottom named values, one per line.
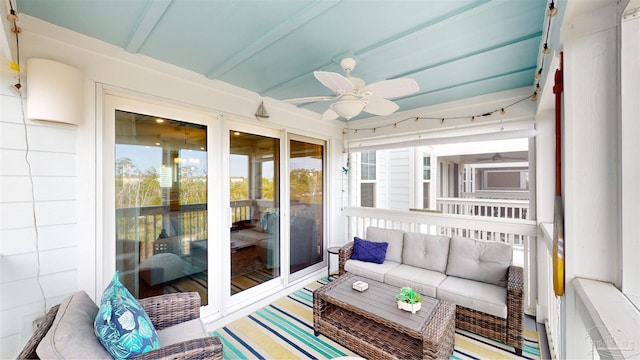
left=36, top=291, right=111, bottom=359
left=95, top=272, right=160, bottom=358
left=156, top=319, right=207, bottom=346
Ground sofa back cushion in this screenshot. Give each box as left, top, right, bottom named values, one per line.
left=402, top=232, right=450, bottom=273
left=445, top=236, right=513, bottom=287
left=365, top=227, right=404, bottom=263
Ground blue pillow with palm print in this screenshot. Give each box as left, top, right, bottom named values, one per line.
left=94, top=272, right=160, bottom=359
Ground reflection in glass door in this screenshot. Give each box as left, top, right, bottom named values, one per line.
left=289, top=139, right=324, bottom=275
left=114, top=111, right=208, bottom=304
left=229, top=131, right=280, bottom=295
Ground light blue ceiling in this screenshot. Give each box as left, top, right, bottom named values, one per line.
left=16, top=0, right=548, bottom=121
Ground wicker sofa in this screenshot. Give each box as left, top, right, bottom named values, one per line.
left=338, top=226, right=524, bottom=355
left=17, top=291, right=222, bottom=359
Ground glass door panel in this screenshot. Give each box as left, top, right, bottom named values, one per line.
left=289, top=139, right=324, bottom=274
left=115, top=110, right=208, bottom=304
left=229, top=131, right=280, bottom=295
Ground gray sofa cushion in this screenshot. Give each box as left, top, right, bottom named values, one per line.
left=385, top=264, right=447, bottom=298
left=445, top=236, right=512, bottom=287
left=344, top=259, right=400, bottom=283
left=366, top=227, right=404, bottom=263
left=437, top=276, right=508, bottom=318
left=402, top=232, right=450, bottom=273
left=36, top=291, right=112, bottom=359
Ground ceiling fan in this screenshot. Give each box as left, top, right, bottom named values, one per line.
left=285, top=57, right=419, bottom=120
left=475, top=153, right=527, bottom=162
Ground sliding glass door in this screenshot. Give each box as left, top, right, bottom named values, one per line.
left=114, top=110, right=208, bottom=304
left=289, top=137, right=324, bottom=276
left=229, top=130, right=280, bottom=295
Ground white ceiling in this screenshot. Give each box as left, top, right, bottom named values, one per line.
left=15, top=0, right=550, bottom=122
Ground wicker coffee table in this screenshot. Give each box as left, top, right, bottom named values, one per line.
left=313, top=273, right=455, bottom=359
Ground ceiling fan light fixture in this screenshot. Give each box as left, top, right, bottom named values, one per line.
left=331, top=99, right=366, bottom=120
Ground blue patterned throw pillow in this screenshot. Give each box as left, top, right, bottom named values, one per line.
left=351, top=236, right=389, bottom=264
left=94, top=272, right=160, bottom=359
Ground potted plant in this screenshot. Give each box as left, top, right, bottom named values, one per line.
left=396, top=287, right=423, bottom=314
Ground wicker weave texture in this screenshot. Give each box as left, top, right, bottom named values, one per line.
left=138, top=291, right=201, bottom=330
left=16, top=305, right=60, bottom=360
left=314, top=273, right=455, bottom=360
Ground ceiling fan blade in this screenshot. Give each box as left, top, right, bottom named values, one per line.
left=321, top=107, right=340, bottom=121
left=314, top=71, right=354, bottom=94
left=283, top=96, right=337, bottom=104
left=361, top=78, right=419, bottom=98
left=362, top=97, right=399, bottom=116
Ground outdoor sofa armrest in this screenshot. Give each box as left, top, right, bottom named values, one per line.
left=506, top=265, right=524, bottom=354
left=338, top=241, right=354, bottom=275
left=138, top=291, right=201, bottom=330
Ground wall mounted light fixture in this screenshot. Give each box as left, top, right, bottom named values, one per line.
left=26, top=58, right=84, bottom=125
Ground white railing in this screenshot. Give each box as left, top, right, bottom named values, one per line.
left=230, top=199, right=275, bottom=223
left=437, top=197, right=530, bottom=219
left=539, top=223, right=561, bottom=359
left=343, top=206, right=538, bottom=313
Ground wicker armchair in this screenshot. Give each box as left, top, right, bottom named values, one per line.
left=17, top=292, right=222, bottom=360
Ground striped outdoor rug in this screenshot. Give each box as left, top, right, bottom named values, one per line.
left=231, top=269, right=277, bottom=295
left=213, top=277, right=541, bottom=359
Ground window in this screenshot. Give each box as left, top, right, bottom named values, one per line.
left=361, top=151, right=376, bottom=180
left=422, top=153, right=431, bottom=209
left=360, top=151, right=376, bottom=207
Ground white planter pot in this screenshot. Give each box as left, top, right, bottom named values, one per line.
left=397, top=301, right=421, bottom=314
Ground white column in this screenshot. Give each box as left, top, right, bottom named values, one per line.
left=560, top=1, right=621, bottom=358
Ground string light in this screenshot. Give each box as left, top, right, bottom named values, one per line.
left=535, top=68, right=543, bottom=80
left=548, top=1, right=557, bottom=16
left=344, top=94, right=533, bottom=134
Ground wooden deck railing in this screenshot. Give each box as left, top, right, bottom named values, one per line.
left=436, top=197, right=530, bottom=220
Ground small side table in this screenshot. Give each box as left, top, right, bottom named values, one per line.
left=327, top=246, right=342, bottom=280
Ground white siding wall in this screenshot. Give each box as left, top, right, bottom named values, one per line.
left=0, top=65, right=78, bottom=357
left=388, top=149, right=411, bottom=210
